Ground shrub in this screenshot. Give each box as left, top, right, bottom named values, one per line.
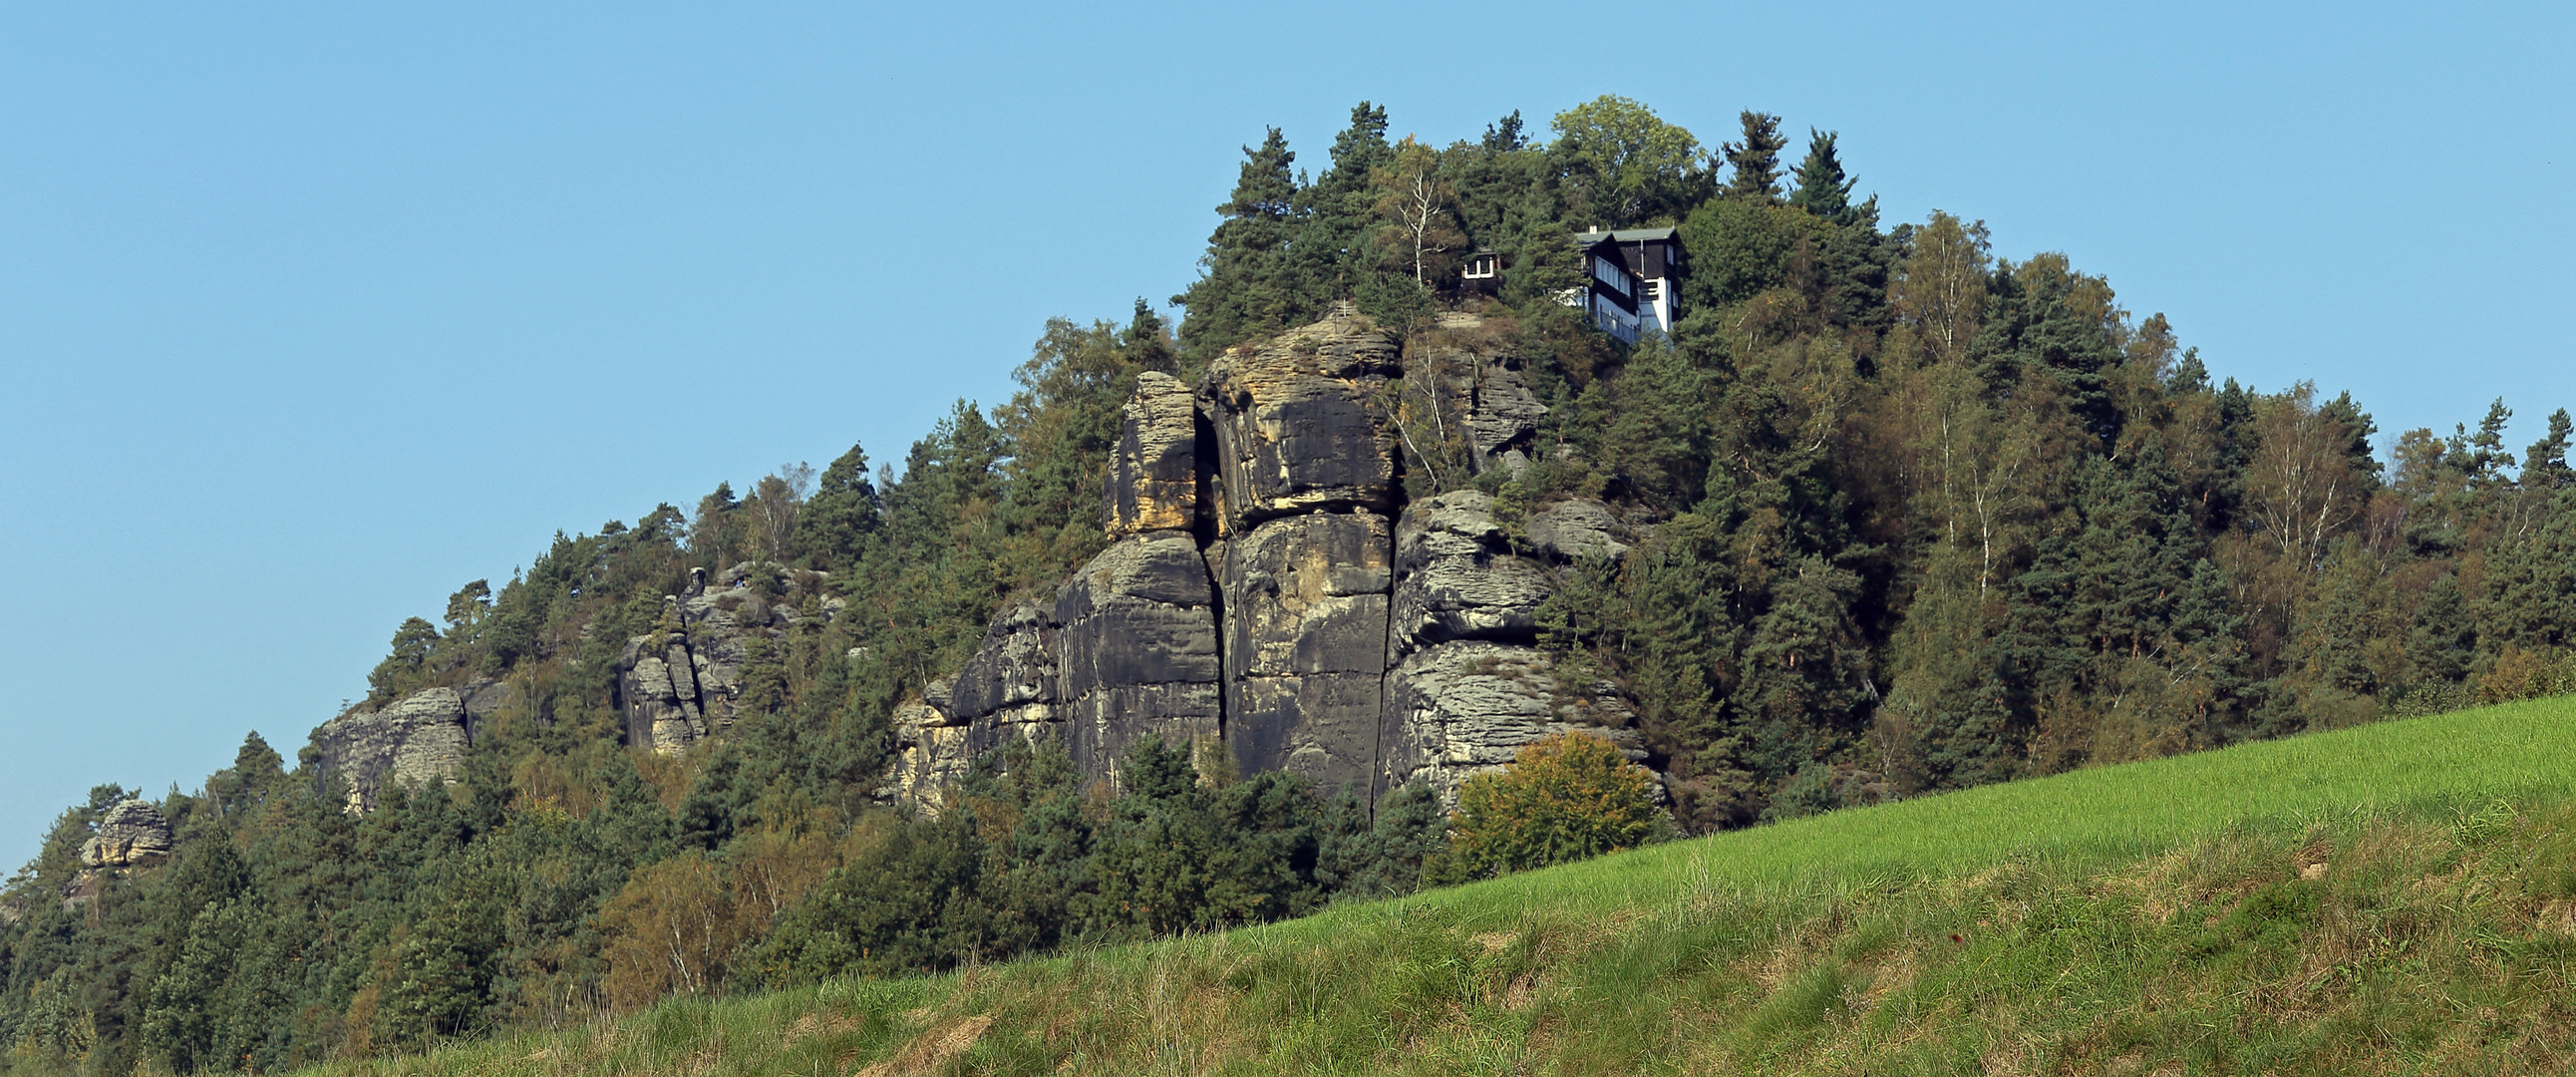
left=1430, top=732, right=1670, bottom=883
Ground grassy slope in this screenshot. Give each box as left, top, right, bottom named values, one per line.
left=313, top=697, right=2576, bottom=1076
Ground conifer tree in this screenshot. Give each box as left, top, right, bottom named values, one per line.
left=1174, top=127, right=1304, bottom=357
left=2525, top=408, right=2573, bottom=485
left=1786, top=128, right=1855, bottom=220
left=1294, top=102, right=1396, bottom=300
left=1721, top=110, right=1787, bottom=201
left=791, top=441, right=877, bottom=572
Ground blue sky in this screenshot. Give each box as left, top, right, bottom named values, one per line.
left=4, top=2, right=2569, bottom=868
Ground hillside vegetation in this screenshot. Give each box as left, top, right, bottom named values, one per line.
left=8, top=92, right=2576, bottom=1073
left=307, top=696, right=2576, bottom=1075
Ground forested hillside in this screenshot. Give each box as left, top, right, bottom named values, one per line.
left=6, top=95, right=2574, bottom=1075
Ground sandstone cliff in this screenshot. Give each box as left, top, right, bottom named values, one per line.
left=885, top=311, right=1656, bottom=813
left=616, top=561, right=843, bottom=753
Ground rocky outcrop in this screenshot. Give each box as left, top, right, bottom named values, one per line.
left=615, top=562, right=841, bottom=753
left=885, top=682, right=974, bottom=818
left=1377, top=642, right=1647, bottom=808
left=1525, top=498, right=1633, bottom=562
left=876, top=311, right=1660, bottom=818
left=307, top=687, right=472, bottom=811
left=1409, top=340, right=1545, bottom=478
left=1202, top=314, right=1403, bottom=531
left=1389, top=491, right=1548, bottom=655
left=948, top=603, right=1060, bottom=753
left=81, top=800, right=172, bottom=869
left=1106, top=371, right=1203, bottom=538
left=621, top=621, right=709, bottom=753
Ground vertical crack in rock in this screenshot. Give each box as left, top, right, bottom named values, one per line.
left=901, top=310, right=1658, bottom=816
left=1199, top=312, right=1403, bottom=801
left=615, top=562, right=839, bottom=754
left=1201, top=311, right=1403, bottom=534
left=1054, top=531, right=1223, bottom=782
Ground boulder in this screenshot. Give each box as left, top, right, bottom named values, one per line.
left=1106, top=371, right=1202, bottom=538
left=1525, top=498, right=1632, bottom=561
left=80, top=800, right=172, bottom=869
left=1054, top=531, right=1223, bottom=780
left=307, top=687, right=472, bottom=811
left=1219, top=512, right=1393, bottom=796
left=1201, top=313, right=1403, bottom=531
left=1390, top=491, right=1548, bottom=655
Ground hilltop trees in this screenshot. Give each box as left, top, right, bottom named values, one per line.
left=1174, top=128, right=1304, bottom=357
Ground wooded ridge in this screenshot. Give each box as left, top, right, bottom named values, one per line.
left=5, top=96, right=2573, bottom=1074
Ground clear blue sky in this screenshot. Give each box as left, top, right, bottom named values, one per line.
left=4, top=3, right=2569, bottom=869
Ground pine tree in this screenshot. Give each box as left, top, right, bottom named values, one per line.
left=1722, top=111, right=1787, bottom=201
left=791, top=441, right=878, bottom=572
left=1293, top=102, right=1396, bottom=303
left=1786, top=128, right=1861, bottom=224
left=1173, top=127, right=1305, bottom=357
left=2525, top=408, right=2573, bottom=485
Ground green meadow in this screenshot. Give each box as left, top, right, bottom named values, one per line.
left=308, top=696, right=2576, bottom=1075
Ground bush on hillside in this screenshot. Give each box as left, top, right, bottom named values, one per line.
left=1429, top=732, right=1671, bottom=884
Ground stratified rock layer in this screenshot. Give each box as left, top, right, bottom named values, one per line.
left=1377, top=642, right=1649, bottom=808
left=1389, top=491, right=1548, bottom=655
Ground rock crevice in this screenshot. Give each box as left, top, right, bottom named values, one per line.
left=905, top=311, right=1657, bottom=814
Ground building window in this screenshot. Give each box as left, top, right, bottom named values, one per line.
left=1462, top=252, right=1498, bottom=279
left=1592, top=255, right=1631, bottom=296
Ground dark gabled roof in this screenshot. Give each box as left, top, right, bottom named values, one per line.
left=1573, top=226, right=1680, bottom=245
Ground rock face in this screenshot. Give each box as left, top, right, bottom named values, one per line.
left=1389, top=491, right=1548, bottom=654
left=614, top=562, right=841, bottom=753
left=1054, top=532, right=1224, bottom=779
left=949, top=603, right=1060, bottom=751
left=885, top=684, right=974, bottom=819
left=1202, top=315, right=1403, bottom=530
left=903, top=311, right=1662, bottom=817
left=1410, top=341, right=1546, bottom=478
left=1525, top=498, right=1633, bottom=562
left=1220, top=512, right=1393, bottom=794
left=307, top=687, right=472, bottom=811
left=1106, top=371, right=1203, bottom=538
left=80, top=800, right=172, bottom=869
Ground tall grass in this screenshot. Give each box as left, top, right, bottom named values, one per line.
left=309, top=696, right=2576, bottom=1076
